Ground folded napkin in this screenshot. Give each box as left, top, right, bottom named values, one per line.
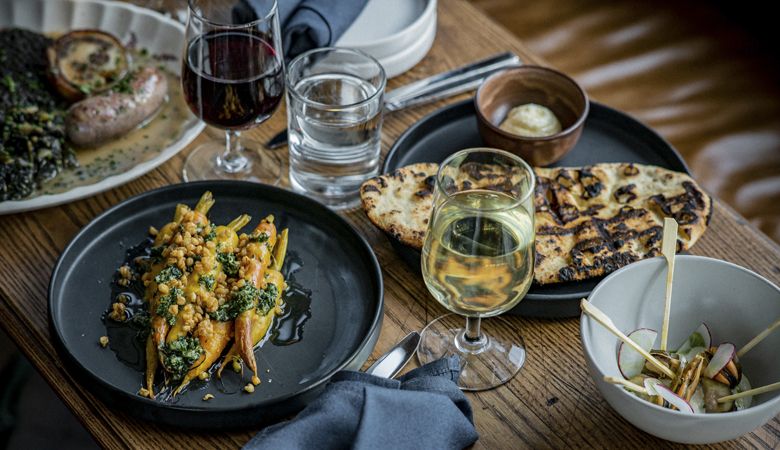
left=243, top=356, right=479, bottom=450
left=235, top=0, right=369, bottom=59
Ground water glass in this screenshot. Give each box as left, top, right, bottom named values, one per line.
left=286, top=47, right=386, bottom=210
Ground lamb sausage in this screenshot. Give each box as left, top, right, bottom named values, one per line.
left=65, top=66, right=168, bottom=148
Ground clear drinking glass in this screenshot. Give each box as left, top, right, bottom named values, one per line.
left=181, top=0, right=284, bottom=183
left=286, top=48, right=386, bottom=210
left=418, top=148, right=536, bottom=391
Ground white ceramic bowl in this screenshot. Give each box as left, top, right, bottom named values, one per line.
left=581, top=255, right=780, bottom=444
left=374, top=12, right=436, bottom=79
left=338, top=0, right=436, bottom=58
left=337, top=0, right=437, bottom=78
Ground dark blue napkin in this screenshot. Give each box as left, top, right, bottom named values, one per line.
left=236, top=0, right=369, bottom=59
left=243, top=356, right=479, bottom=450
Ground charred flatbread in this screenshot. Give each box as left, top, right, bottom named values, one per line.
left=360, top=162, right=711, bottom=285
left=359, top=163, right=439, bottom=249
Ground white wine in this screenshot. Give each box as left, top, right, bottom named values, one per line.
left=421, top=189, right=534, bottom=317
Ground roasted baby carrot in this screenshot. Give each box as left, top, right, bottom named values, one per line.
left=173, top=320, right=233, bottom=396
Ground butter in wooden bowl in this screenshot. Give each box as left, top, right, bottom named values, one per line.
left=499, top=103, right=562, bottom=137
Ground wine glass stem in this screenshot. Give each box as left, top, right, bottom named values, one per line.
left=465, top=316, right=481, bottom=340
left=456, top=316, right=488, bottom=354
left=219, top=129, right=250, bottom=174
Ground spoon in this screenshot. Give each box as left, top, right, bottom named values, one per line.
left=660, top=217, right=678, bottom=351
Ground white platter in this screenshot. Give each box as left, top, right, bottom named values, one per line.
left=0, top=0, right=205, bottom=215
left=337, top=0, right=437, bottom=78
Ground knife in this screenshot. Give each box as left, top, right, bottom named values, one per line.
left=383, top=51, right=521, bottom=111
left=265, top=52, right=522, bottom=149
left=365, top=331, right=421, bottom=379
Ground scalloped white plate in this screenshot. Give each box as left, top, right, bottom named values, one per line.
left=0, top=0, right=204, bottom=214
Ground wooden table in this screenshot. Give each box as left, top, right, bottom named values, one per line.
left=1, top=0, right=779, bottom=448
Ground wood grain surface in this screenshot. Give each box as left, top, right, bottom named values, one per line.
left=1, top=0, right=779, bottom=448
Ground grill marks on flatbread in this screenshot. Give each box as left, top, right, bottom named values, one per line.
left=360, top=163, right=438, bottom=249
left=532, top=164, right=711, bottom=284
left=360, top=162, right=711, bottom=285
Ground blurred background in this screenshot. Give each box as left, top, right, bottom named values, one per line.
left=1, top=0, right=779, bottom=448
left=473, top=0, right=780, bottom=244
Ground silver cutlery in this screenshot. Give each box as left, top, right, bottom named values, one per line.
left=383, top=51, right=521, bottom=112
left=365, top=331, right=421, bottom=378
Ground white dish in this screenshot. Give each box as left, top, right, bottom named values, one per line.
left=0, top=0, right=204, bottom=215
left=337, top=0, right=437, bottom=78
left=374, top=12, right=436, bottom=79
left=581, top=255, right=780, bottom=444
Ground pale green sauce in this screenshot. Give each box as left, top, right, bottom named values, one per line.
left=37, top=71, right=197, bottom=196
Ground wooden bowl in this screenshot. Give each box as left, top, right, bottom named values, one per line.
left=475, top=65, right=589, bottom=166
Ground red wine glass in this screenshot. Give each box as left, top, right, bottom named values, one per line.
left=181, top=0, right=284, bottom=183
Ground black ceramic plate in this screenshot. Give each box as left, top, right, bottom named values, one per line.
left=384, top=99, right=689, bottom=318
left=49, top=181, right=383, bottom=428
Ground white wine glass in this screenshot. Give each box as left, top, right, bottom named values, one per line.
left=418, top=148, right=535, bottom=391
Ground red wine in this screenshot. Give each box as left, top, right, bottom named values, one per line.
left=182, top=31, right=283, bottom=129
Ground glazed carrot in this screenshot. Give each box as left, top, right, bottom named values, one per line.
left=144, top=203, right=195, bottom=366
left=165, top=215, right=249, bottom=344
left=173, top=320, right=232, bottom=396
left=271, top=228, right=288, bottom=271
left=193, top=191, right=215, bottom=219
left=232, top=217, right=278, bottom=378
left=217, top=309, right=274, bottom=377
left=146, top=193, right=216, bottom=387
left=144, top=203, right=190, bottom=389
left=218, top=267, right=286, bottom=378
left=139, top=193, right=292, bottom=398
left=144, top=336, right=157, bottom=398
left=215, top=214, right=251, bottom=253
left=235, top=260, right=265, bottom=377
left=153, top=204, right=188, bottom=247
left=253, top=215, right=278, bottom=248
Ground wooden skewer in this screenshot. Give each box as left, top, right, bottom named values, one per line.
left=581, top=299, right=676, bottom=379
left=604, top=376, right=648, bottom=394
left=737, top=316, right=780, bottom=358
left=718, top=381, right=780, bottom=403
left=660, top=217, right=678, bottom=351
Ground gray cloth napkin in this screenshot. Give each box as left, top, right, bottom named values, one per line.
left=243, top=356, right=479, bottom=450
left=235, top=0, right=369, bottom=59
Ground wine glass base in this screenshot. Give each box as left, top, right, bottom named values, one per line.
left=417, top=313, right=526, bottom=391
left=182, top=140, right=282, bottom=184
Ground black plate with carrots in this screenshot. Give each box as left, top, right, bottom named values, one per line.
left=48, top=181, right=383, bottom=428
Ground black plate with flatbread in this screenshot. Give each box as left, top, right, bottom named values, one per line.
left=383, top=99, right=689, bottom=318
left=49, top=181, right=383, bottom=428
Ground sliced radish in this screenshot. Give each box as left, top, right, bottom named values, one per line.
left=734, top=374, right=753, bottom=410
left=703, top=342, right=736, bottom=379
left=676, top=322, right=712, bottom=355
left=690, top=385, right=705, bottom=414
left=618, top=328, right=658, bottom=378
left=680, top=346, right=707, bottom=363
left=643, top=377, right=662, bottom=396
left=654, top=383, right=695, bottom=413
